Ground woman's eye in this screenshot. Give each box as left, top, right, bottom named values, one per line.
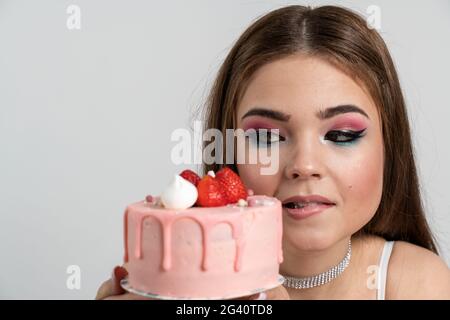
left=245, top=129, right=285, bottom=147
left=324, top=129, right=366, bottom=145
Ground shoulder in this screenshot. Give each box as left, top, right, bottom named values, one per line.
left=387, top=241, right=450, bottom=299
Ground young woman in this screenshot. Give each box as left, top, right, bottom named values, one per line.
left=97, top=5, right=450, bottom=300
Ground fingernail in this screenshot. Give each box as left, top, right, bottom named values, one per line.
left=256, top=292, right=267, bottom=300
left=111, top=266, right=120, bottom=282
left=115, top=266, right=128, bottom=280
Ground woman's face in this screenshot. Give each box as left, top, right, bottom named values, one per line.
left=236, top=54, right=384, bottom=251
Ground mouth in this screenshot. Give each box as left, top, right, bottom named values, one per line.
left=281, top=195, right=336, bottom=219
left=282, top=194, right=335, bottom=207
left=282, top=201, right=334, bottom=209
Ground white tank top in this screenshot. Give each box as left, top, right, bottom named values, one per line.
left=376, top=241, right=395, bottom=300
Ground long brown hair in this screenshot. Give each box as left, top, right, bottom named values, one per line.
left=200, top=5, right=438, bottom=254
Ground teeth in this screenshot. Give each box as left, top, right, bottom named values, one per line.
left=285, top=202, right=327, bottom=209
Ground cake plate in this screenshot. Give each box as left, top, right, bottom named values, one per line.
left=120, top=275, right=285, bottom=300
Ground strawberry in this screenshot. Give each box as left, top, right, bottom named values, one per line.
left=179, top=169, right=201, bottom=186
left=215, top=167, right=248, bottom=204
left=196, top=175, right=228, bottom=207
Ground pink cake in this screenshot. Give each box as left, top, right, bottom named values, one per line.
left=123, top=195, right=283, bottom=299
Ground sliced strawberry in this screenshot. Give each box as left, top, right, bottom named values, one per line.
left=196, top=175, right=228, bottom=207
left=215, top=167, right=248, bottom=204
left=179, top=169, right=201, bottom=186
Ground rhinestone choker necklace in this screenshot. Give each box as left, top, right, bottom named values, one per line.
left=282, top=239, right=352, bottom=289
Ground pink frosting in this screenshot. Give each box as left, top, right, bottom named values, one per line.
left=123, top=195, right=283, bottom=298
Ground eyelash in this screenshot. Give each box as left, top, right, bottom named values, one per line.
left=324, top=129, right=367, bottom=145
left=245, top=128, right=367, bottom=147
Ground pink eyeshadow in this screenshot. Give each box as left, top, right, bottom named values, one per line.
left=241, top=119, right=286, bottom=135
left=330, top=114, right=368, bottom=131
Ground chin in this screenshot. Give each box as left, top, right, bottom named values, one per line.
left=282, top=226, right=341, bottom=252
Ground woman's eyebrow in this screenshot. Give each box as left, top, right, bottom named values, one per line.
left=241, top=104, right=369, bottom=122
left=241, top=107, right=291, bottom=122
left=317, top=104, right=370, bottom=119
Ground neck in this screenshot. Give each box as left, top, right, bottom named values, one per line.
left=280, top=236, right=353, bottom=298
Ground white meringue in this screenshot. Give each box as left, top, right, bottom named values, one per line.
left=160, top=174, right=198, bottom=210
left=207, top=170, right=215, bottom=178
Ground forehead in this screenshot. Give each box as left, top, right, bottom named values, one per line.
left=236, top=54, right=379, bottom=122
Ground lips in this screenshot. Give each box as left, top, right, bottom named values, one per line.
left=282, top=194, right=336, bottom=220
left=282, top=194, right=336, bottom=207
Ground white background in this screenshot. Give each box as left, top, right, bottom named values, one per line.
left=1, top=0, right=449, bottom=299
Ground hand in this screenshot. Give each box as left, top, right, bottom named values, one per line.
left=95, top=266, right=151, bottom=300
left=263, top=284, right=290, bottom=300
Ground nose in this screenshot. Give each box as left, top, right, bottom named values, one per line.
left=284, top=139, right=323, bottom=180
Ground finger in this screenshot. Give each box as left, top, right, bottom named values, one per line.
left=111, top=266, right=128, bottom=294
left=95, top=266, right=128, bottom=300
left=95, top=279, right=115, bottom=300
left=255, top=292, right=267, bottom=300
left=264, top=285, right=290, bottom=300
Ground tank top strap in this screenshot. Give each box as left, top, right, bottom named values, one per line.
left=377, top=240, right=395, bottom=300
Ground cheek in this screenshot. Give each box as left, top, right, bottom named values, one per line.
left=338, top=144, right=384, bottom=223
left=237, top=164, right=280, bottom=196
